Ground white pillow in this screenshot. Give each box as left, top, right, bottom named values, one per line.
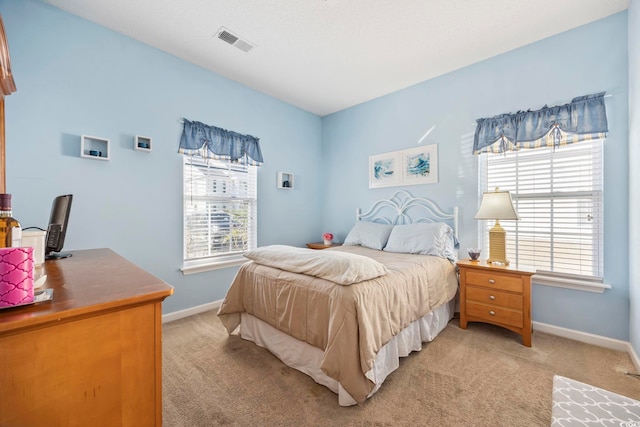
left=383, top=222, right=458, bottom=261
left=343, top=221, right=394, bottom=250
left=244, top=245, right=388, bottom=285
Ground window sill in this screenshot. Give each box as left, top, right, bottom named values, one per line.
left=532, top=273, right=611, bottom=293
left=181, top=255, right=247, bottom=275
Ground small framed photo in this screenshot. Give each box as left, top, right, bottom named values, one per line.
left=369, top=151, right=402, bottom=188
left=277, top=172, right=294, bottom=189
left=135, top=135, right=152, bottom=152
left=401, top=144, right=438, bottom=186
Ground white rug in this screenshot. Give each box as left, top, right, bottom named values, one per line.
left=551, top=375, right=640, bottom=426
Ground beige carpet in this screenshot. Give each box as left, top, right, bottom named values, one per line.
left=162, top=310, right=640, bottom=426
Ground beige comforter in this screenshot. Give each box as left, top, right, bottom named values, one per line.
left=217, top=245, right=458, bottom=404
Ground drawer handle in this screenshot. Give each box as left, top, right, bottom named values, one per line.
left=489, top=295, right=496, bottom=300
left=488, top=279, right=496, bottom=284
left=489, top=310, right=496, bottom=316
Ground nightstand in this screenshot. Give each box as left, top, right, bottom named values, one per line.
left=306, top=242, right=342, bottom=250
left=457, top=259, right=535, bottom=347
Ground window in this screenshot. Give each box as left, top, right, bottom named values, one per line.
left=479, top=139, right=604, bottom=284
left=182, top=156, right=257, bottom=272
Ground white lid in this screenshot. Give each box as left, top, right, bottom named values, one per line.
left=23, top=230, right=46, bottom=237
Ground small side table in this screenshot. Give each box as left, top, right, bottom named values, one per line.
left=457, top=259, right=535, bottom=347
left=306, top=242, right=342, bottom=250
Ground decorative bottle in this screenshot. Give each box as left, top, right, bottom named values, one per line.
left=0, top=193, right=22, bottom=248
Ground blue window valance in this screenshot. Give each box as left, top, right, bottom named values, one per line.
left=178, top=118, right=264, bottom=166
left=473, top=92, right=608, bottom=155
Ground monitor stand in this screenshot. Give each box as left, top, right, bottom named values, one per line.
left=45, top=252, right=72, bottom=260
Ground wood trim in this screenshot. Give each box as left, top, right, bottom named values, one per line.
left=0, top=15, right=17, bottom=98
left=0, top=98, right=4, bottom=193
left=154, top=301, right=163, bottom=425
left=0, top=13, right=17, bottom=194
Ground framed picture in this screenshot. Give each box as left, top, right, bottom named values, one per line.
left=369, top=151, right=402, bottom=188
left=401, top=144, right=438, bottom=186
left=277, top=172, right=294, bottom=189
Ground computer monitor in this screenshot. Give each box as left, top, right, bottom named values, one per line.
left=45, top=194, right=73, bottom=260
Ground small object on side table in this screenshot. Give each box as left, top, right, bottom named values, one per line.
left=467, top=248, right=481, bottom=262
left=322, top=232, right=334, bottom=246
left=457, top=259, right=535, bottom=347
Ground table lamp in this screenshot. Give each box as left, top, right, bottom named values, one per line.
left=474, top=187, right=520, bottom=265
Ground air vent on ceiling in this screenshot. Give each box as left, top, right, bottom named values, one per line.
left=216, top=27, right=254, bottom=53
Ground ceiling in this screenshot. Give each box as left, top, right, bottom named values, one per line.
left=42, top=0, right=628, bottom=116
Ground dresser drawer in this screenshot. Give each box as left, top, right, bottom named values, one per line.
left=466, top=286, right=523, bottom=309
left=466, top=301, right=523, bottom=328
left=465, top=271, right=523, bottom=293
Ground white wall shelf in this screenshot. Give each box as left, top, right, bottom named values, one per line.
left=135, top=135, right=152, bottom=152
left=277, top=172, right=294, bottom=189
left=80, top=135, right=110, bottom=160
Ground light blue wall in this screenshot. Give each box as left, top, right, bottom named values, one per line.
left=322, top=13, right=630, bottom=340
left=2, top=1, right=633, bottom=342
left=0, top=0, right=323, bottom=314
left=629, top=0, right=640, bottom=357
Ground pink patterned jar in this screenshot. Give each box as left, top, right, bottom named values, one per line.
left=0, top=247, right=34, bottom=308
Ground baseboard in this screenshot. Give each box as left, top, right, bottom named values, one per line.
left=162, top=299, right=223, bottom=323
left=533, top=321, right=640, bottom=372
left=628, top=342, right=640, bottom=372
left=533, top=321, right=630, bottom=352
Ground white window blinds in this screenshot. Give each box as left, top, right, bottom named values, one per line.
left=479, top=139, right=603, bottom=279
left=183, top=157, right=257, bottom=263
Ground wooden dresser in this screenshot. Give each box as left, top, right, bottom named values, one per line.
left=0, top=249, right=174, bottom=427
left=457, top=259, right=535, bottom=346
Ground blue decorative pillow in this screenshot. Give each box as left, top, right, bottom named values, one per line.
left=383, top=222, right=459, bottom=261
left=343, top=221, right=394, bottom=251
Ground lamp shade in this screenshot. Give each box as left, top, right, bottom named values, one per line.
left=474, top=189, right=520, bottom=220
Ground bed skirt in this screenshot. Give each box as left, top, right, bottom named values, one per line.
left=239, top=298, right=455, bottom=406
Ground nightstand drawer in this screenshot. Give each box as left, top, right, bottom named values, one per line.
left=466, top=286, right=523, bottom=309
left=466, top=301, right=523, bottom=328
left=465, top=271, right=523, bottom=293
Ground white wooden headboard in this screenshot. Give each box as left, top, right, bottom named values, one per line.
left=356, top=190, right=459, bottom=239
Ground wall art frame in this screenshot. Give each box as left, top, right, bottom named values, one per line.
left=369, top=151, right=402, bottom=188
left=401, top=144, right=438, bottom=186
left=368, top=144, right=438, bottom=189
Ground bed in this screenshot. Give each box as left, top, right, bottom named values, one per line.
left=217, top=191, right=459, bottom=405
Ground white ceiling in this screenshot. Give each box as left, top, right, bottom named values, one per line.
left=42, top=0, right=628, bottom=116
